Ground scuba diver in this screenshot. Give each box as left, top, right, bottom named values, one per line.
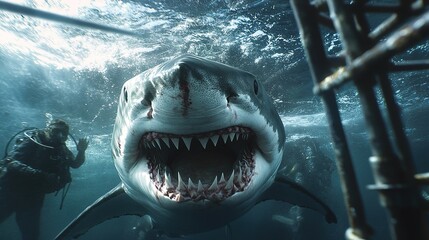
left=0, top=119, right=89, bottom=240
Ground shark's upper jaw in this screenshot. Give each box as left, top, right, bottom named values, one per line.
left=142, top=126, right=256, bottom=202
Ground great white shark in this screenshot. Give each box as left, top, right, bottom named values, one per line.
left=56, top=54, right=336, bottom=239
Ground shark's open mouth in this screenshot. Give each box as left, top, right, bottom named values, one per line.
left=140, top=126, right=256, bottom=202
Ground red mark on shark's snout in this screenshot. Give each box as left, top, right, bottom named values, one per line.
left=179, top=68, right=191, bottom=116
left=147, top=107, right=153, bottom=119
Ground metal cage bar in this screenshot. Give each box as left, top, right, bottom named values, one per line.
left=290, top=0, right=429, bottom=239
left=290, top=1, right=373, bottom=239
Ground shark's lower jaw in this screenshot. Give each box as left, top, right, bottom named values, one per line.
left=141, top=126, right=256, bottom=202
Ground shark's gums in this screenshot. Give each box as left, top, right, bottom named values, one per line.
left=56, top=55, right=336, bottom=239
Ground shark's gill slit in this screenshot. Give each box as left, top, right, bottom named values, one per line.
left=141, top=126, right=256, bottom=202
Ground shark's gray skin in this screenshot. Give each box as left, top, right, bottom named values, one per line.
left=56, top=54, right=336, bottom=239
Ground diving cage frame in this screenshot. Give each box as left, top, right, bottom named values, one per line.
left=290, top=0, right=429, bottom=239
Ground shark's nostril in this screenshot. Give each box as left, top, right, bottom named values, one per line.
left=140, top=99, right=153, bottom=119
left=147, top=107, right=153, bottom=119
left=141, top=99, right=151, bottom=107
left=226, top=93, right=238, bottom=105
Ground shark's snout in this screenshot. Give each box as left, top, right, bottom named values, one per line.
left=150, top=62, right=229, bottom=122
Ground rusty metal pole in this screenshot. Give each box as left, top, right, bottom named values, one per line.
left=352, top=0, right=416, bottom=176
left=290, top=1, right=372, bottom=239
left=326, top=0, right=429, bottom=239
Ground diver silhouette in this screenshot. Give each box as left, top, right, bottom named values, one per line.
left=0, top=119, right=89, bottom=240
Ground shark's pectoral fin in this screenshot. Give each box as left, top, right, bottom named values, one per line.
left=55, top=184, right=147, bottom=240
left=257, top=177, right=337, bottom=224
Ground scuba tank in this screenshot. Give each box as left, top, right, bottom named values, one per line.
left=0, top=127, right=38, bottom=178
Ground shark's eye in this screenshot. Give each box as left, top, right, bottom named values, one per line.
left=253, top=80, right=259, bottom=95
left=123, top=87, right=128, bottom=102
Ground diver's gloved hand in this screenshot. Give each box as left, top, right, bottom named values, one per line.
left=77, top=137, right=89, bottom=152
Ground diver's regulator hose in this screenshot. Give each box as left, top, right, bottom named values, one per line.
left=3, top=127, right=79, bottom=158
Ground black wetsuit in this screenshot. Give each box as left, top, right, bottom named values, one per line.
left=0, top=130, right=80, bottom=240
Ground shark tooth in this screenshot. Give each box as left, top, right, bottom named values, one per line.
left=229, top=132, right=235, bottom=142
left=161, top=138, right=170, bottom=148
left=208, top=176, right=218, bottom=191
left=226, top=170, right=234, bottom=191
left=177, top=172, right=186, bottom=191
left=219, top=173, right=226, bottom=184
left=171, top=138, right=179, bottom=149
left=182, top=137, right=192, bottom=150
left=154, top=139, right=161, bottom=149
left=165, top=172, right=174, bottom=189
left=197, top=180, right=204, bottom=193
left=210, top=135, right=219, bottom=146
left=198, top=137, right=209, bottom=149
left=235, top=133, right=240, bottom=141
left=188, top=178, right=197, bottom=198
left=187, top=177, right=196, bottom=190
left=237, top=167, right=243, bottom=181
left=221, top=134, right=229, bottom=143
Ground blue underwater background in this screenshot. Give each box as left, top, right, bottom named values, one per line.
left=0, top=0, right=428, bottom=239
